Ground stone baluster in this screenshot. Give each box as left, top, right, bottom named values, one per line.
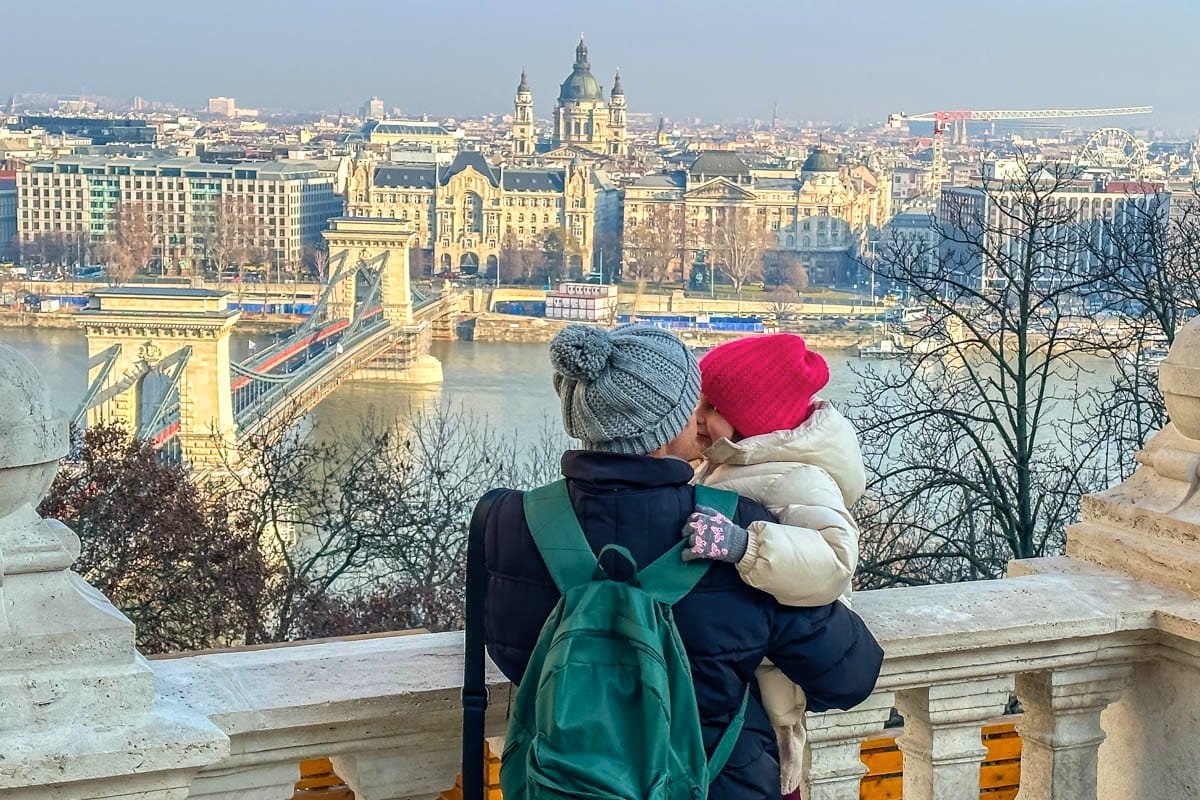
left=188, top=763, right=302, bottom=800
left=894, top=677, right=1013, bottom=800
left=1014, top=665, right=1132, bottom=800
left=0, top=343, right=226, bottom=798
left=804, top=691, right=895, bottom=800
left=332, top=743, right=463, bottom=800
left=330, top=705, right=508, bottom=800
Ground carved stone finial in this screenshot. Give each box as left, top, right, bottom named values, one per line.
left=1160, top=318, right=1200, bottom=442
left=1065, top=316, right=1200, bottom=596
left=0, top=343, right=226, bottom=793
left=0, top=343, right=68, bottom=522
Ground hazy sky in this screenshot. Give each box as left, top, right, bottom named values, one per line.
left=3, top=0, right=1195, bottom=131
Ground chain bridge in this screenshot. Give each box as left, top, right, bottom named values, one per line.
left=72, top=218, right=463, bottom=468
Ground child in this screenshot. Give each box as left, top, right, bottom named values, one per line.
left=682, top=333, right=866, bottom=797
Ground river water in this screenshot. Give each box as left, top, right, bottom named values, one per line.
left=2, top=327, right=869, bottom=443
left=2, top=326, right=1119, bottom=455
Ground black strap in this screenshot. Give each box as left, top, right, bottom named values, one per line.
left=462, top=488, right=507, bottom=800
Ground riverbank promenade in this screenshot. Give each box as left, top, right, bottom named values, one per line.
left=4, top=319, right=1200, bottom=799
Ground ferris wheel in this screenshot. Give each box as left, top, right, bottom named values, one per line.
left=1075, top=128, right=1148, bottom=173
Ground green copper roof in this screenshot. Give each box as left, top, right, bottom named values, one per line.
left=802, top=148, right=839, bottom=173
left=559, top=36, right=603, bottom=102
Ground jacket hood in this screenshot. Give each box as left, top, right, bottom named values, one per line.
left=702, top=400, right=866, bottom=504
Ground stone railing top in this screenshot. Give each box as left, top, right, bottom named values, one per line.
left=147, top=559, right=1200, bottom=744
left=153, top=630, right=508, bottom=739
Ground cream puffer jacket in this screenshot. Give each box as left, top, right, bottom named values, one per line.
left=694, top=399, right=865, bottom=793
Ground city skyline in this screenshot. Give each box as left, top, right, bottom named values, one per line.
left=2, top=0, right=1197, bottom=131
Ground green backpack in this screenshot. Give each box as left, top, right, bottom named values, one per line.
left=500, top=480, right=749, bottom=800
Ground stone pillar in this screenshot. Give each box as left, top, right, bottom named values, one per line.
left=177, top=314, right=239, bottom=469
left=0, top=343, right=226, bottom=797
left=894, top=677, right=1012, bottom=800
left=323, top=217, right=414, bottom=325
left=1036, top=317, right=1200, bottom=797
left=1014, top=665, right=1132, bottom=800
left=804, top=691, right=895, bottom=800
left=82, top=340, right=143, bottom=431
left=332, top=744, right=462, bottom=800
left=327, top=256, right=359, bottom=322
left=188, top=763, right=301, bottom=800
left=76, top=288, right=241, bottom=470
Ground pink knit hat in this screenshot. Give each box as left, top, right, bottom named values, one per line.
left=699, top=334, right=830, bottom=438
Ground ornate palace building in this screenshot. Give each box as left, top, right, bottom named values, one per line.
left=623, top=149, right=891, bottom=287
left=346, top=150, right=619, bottom=275
left=511, top=37, right=628, bottom=160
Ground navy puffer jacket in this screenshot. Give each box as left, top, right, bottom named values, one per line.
left=483, top=451, right=884, bottom=800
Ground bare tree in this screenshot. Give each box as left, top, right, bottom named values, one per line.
left=852, top=159, right=1118, bottom=587
left=44, top=399, right=567, bottom=651
left=500, top=229, right=548, bottom=284
left=211, top=403, right=565, bottom=642
left=593, top=226, right=623, bottom=283
left=623, top=204, right=686, bottom=287
left=764, top=250, right=809, bottom=294
left=1085, top=187, right=1200, bottom=478
left=39, top=424, right=271, bottom=654
left=408, top=243, right=431, bottom=280
left=200, top=195, right=263, bottom=280
left=302, top=241, right=331, bottom=281
left=98, top=202, right=153, bottom=285
left=541, top=229, right=584, bottom=280
left=709, top=206, right=774, bottom=294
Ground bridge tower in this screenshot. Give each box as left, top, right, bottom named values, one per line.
left=76, top=287, right=240, bottom=469
left=322, top=216, right=442, bottom=384
left=322, top=217, right=415, bottom=324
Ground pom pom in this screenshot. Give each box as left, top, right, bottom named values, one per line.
left=550, top=325, right=614, bottom=381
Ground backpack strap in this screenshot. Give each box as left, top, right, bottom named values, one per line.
left=523, top=480, right=597, bottom=593
left=462, top=488, right=508, bottom=800
left=706, top=689, right=750, bottom=785
left=633, top=485, right=747, bottom=784
left=637, top=485, right=741, bottom=606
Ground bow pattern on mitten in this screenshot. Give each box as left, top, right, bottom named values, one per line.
left=681, top=505, right=749, bottom=564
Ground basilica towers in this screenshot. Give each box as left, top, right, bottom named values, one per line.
left=608, top=70, right=627, bottom=157
left=511, top=37, right=628, bottom=158
left=513, top=70, right=535, bottom=157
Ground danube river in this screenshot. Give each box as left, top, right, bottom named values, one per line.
left=2, top=327, right=869, bottom=444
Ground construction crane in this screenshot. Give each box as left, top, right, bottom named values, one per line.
left=887, top=106, right=1153, bottom=185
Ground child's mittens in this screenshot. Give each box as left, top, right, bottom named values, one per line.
left=681, top=505, right=749, bottom=564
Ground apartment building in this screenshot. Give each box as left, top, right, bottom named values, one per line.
left=17, top=156, right=344, bottom=271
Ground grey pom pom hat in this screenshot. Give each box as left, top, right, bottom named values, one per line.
left=549, top=324, right=701, bottom=455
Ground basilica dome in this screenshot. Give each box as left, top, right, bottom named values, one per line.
left=558, top=37, right=604, bottom=102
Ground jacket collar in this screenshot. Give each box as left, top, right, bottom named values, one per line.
left=561, top=450, right=695, bottom=491
left=699, top=399, right=867, bottom=505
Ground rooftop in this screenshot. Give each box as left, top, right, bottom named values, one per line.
left=689, top=151, right=751, bottom=177
left=27, top=155, right=337, bottom=180
left=362, top=119, right=458, bottom=137
left=88, top=286, right=228, bottom=298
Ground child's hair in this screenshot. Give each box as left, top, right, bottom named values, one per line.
left=699, top=334, right=829, bottom=438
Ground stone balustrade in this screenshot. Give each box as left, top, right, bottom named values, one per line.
left=3, top=317, right=1200, bottom=799
left=132, top=559, right=1184, bottom=800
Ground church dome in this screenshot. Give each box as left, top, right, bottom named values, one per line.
left=559, top=36, right=604, bottom=102
left=802, top=148, right=839, bottom=173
